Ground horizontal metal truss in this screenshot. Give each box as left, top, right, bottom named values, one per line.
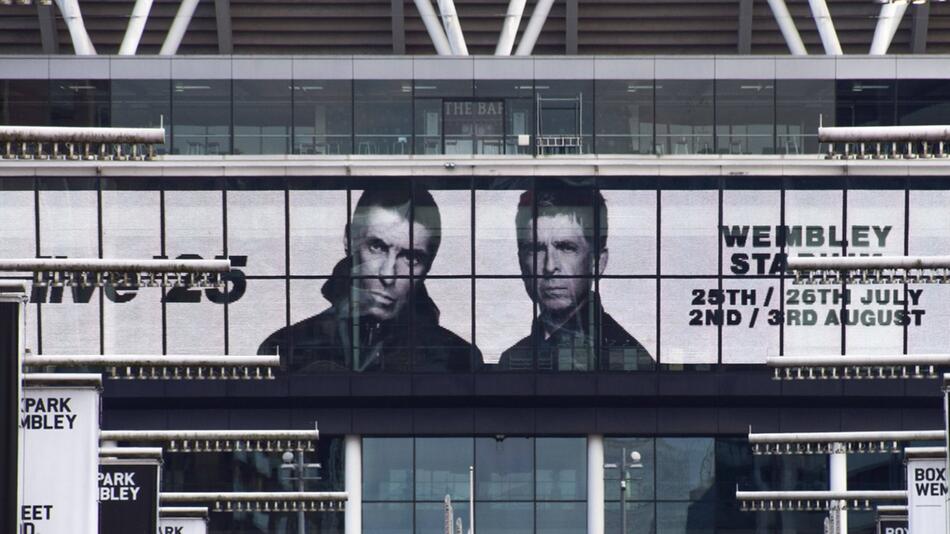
left=1, top=126, right=165, bottom=160
left=766, top=354, right=949, bottom=380
left=24, top=354, right=279, bottom=380
left=786, top=254, right=950, bottom=285
left=101, top=429, right=318, bottom=453
left=736, top=490, right=906, bottom=512
left=160, top=492, right=347, bottom=513
left=749, top=430, right=944, bottom=455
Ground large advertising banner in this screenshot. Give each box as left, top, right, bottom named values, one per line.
left=907, top=456, right=947, bottom=534
left=8, top=176, right=949, bottom=372
left=20, top=376, right=100, bottom=534
left=98, top=459, right=160, bottom=534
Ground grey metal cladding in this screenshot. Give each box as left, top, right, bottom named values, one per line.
left=170, top=57, right=232, bottom=79
left=232, top=57, right=292, bottom=79
left=353, top=57, right=412, bottom=79
left=716, top=58, right=775, bottom=79
left=110, top=58, right=172, bottom=79
left=654, top=57, right=715, bottom=79
left=534, top=57, right=594, bottom=79
left=593, top=58, right=654, bottom=80
left=835, top=56, right=898, bottom=79
left=412, top=57, right=473, bottom=79
left=49, top=57, right=110, bottom=79
left=774, top=57, right=836, bottom=79
left=292, top=57, right=353, bottom=80
left=0, top=57, right=48, bottom=79
left=473, top=57, right=534, bottom=79
left=896, top=57, right=950, bottom=79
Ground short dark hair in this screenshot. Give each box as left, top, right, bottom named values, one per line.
left=350, top=186, right=442, bottom=261
left=515, top=186, right=608, bottom=253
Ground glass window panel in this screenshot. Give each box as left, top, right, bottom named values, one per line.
left=39, top=188, right=98, bottom=258
left=421, top=187, right=471, bottom=276
left=442, top=100, right=506, bottom=156
left=50, top=79, right=109, bottom=127
left=416, top=502, right=468, bottom=534
left=354, top=80, right=412, bottom=155
left=415, top=437, right=473, bottom=501
left=910, top=190, right=950, bottom=255
left=280, top=279, right=348, bottom=373
left=776, top=80, right=835, bottom=155
left=536, top=437, right=586, bottom=501
left=536, top=80, right=593, bottom=154
left=721, top=190, right=781, bottom=277
left=230, top=279, right=287, bottom=356
left=101, top=187, right=161, bottom=259
left=364, top=502, right=412, bottom=534
left=601, top=189, right=657, bottom=276
left=476, top=278, right=534, bottom=368
left=847, top=453, right=903, bottom=491
left=363, top=438, right=413, bottom=501
left=475, top=502, right=533, bottom=534
left=166, top=298, right=224, bottom=354
left=655, top=80, right=714, bottom=155
left=660, top=278, right=718, bottom=365
left=102, top=286, right=163, bottom=355
left=40, top=296, right=100, bottom=354
left=172, top=80, right=231, bottom=155
left=475, top=187, right=528, bottom=276
left=227, top=189, right=285, bottom=276
left=907, top=283, right=948, bottom=353
left=233, top=80, right=291, bottom=155
left=294, top=80, right=352, bottom=155
left=0, top=188, right=35, bottom=259
left=164, top=188, right=223, bottom=260
left=720, top=279, right=780, bottom=364
left=598, top=279, right=656, bottom=370
left=655, top=438, right=715, bottom=501
left=715, top=80, right=775, bottom=155
left=836, top=80, right=895, bottom=127
left=413, top=80, right=475, bottom=155
left=415, top=278, right=472, bottom=372
left=0, top=80, right=48, bottom=126
left=536, top=502, right=586, bottom=534
left=475, top=437, right=533, bottom=501
left=604, top=438, right=654, bottom=501
left=415, top=98, right=442, bottom=155
left=289, top=188, right=347, bottom=276
left=474, top=80, right=533, bottom=155
left=898, top=80, right=950, bottom=126
left=660, top=190, right=719, bottom=275
left=110, top=80, right=170, bottom=154
left=595, top=80, right=654, bottom=155
left=605, top=501, right=655, bottom=534
left=656, top=502, right=714, bottom=534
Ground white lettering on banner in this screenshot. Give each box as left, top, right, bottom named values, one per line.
left=159, top=517, right=207, bottom=534
left=884, top=529, right=908, bottom=534
left=20, top=387, right=99, bottom=534
left=98, top=470, right=141, bottom=501
left=907, top=458, right=947, bottom=534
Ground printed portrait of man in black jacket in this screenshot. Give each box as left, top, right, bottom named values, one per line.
left=259, top=186, right=477, bottom=373
left=494, top=186, right=652, bottom=371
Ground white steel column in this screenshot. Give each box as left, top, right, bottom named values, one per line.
left=413, top=0, right=453, bottom=55
left=514, top=0, right=555, bottom=56
left=345, top=435, right=362, bottom=534
left=53, top=0, right=96, bottom=55
left=869, top=2, right=908, bottom=55
left=160, top=0, right=201, bottom=56
left=830, top=442, right=848, bottom=533
left=588, top=435, right=605, bottom=534
left=119, top=0, right=154, bottom=55
left=765, top=0, right=807, bottom=55
left=438, top=0, right=468, bottom=55
left=807, top=0, right=842, bottom=55
left=495, top=0, right=526, bottom=55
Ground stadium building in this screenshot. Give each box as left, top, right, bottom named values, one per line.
left=3, top=1, right=950, bottom=533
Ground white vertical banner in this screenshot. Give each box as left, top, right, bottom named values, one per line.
left=159, top=511, right=208, bottom=534
left=906, top=455, right=947, bottom=534
left=19, top=375, right=101, bottom=534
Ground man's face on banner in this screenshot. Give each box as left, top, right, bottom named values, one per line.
left=519, top=211, right=599, bottom=316
left=351, top=206, right=433, bottom=321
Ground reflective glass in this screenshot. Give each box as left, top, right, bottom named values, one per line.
left=594, top=80, right=654, bottom=154
left=172, top=80, right=231, bottom=155
left=230, top=279, right=287, bottom=356
left=364, top=502, right=412, bottom=534
left=476, top=278, right=534, bottom=369
left=604, top=438, right=654, bottom=501
left=836, top=80, right=895, bottom=126
left=536, top=502, right=586, bottom=534
left=598, top=279, right=657, bottom=371
left=475, top=502, right=533, bottom=534
left=655, top=438, right=715, bottom=501
left=110, top=79, right=170, bottom=154
left=776, top=80, right=834, bottom=154
left=354, top=80, right=412, bottom=155
left=605, top=501, right=655, bottom=534
left=416, top=502, right=469, bottom=534
left=0, top=80, right=48, bottom=126
left=599, top=188, right=657, bottom=275
left=423, top=185, right=472, bottom=276
left=415, top=437, right=473, bottom=501
left=284, top=278, right=348, bottom=373
left=415, top=279, right=473, bottom=373
left=288, top=187, right=348, bottom=276
left=294, top=80, right=352, bottom=155
left=50, top=79, right=109, bottom=127
left=475, top=437, right=533, bottom=501
left=660, top=189, right=719, bottom=275
left=536, top=80, right=593, bottom=154
left=233, top=80, right=291, bottom=155
left=363, top=438, right=413, bottom=501
left=536, top=438, right=586, bottom=501
left=898, top=80, right=950, bottom=126
left=655, top=80, right=714, bottom=155
left=715, top=80, right=774, bottom=155
left=656, top=502, right=714, bottom=534
left=227, top=187, right=285, bottom=276
left=474, top=80, right=534, bottom=155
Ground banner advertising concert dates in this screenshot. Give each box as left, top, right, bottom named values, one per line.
left=8, top=177, right=949, bottom=370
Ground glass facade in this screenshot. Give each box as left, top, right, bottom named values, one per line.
left=3, top=77, right=945, bottom=156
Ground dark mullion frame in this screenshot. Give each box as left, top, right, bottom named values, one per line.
left=32, top=181, right=42, bottom=354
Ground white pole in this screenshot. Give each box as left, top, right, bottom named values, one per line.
left=765, top=0, right=807, bottom=55
left=869, top=2, right=908, bottom=55
left=514, top=0, right=556, bottom=56
left=119, top=0, right=154, bottom=55
left=344, top=435, right=362, bottom=534
left=830, top=442, right=848, bottom=533
left=438, top=0, right=468, bottom=55
left=468, top=465, right=474, bottom=534
left=495, top=0, right=526, bottom=55
left=413, top=0, right=453, bottom=55
left=587, top=435, right=605, bottom=534
left=807, top=0, right=843, bottom=55
left=53, top=0, right=96, bottom=55
left=160, top=0, right=201, bottom=56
